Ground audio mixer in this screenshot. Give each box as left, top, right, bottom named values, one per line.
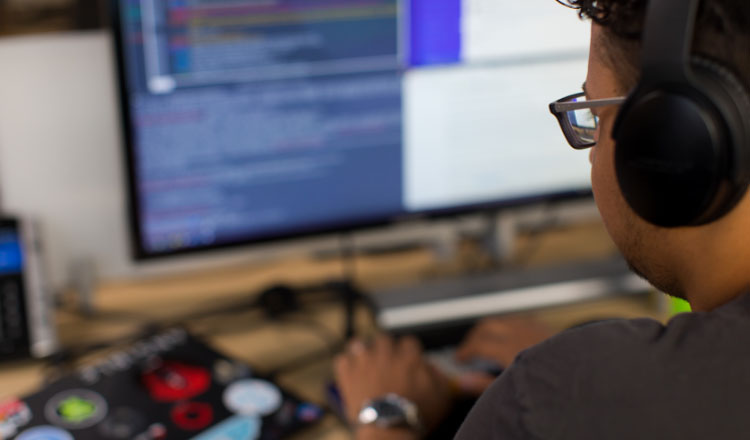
left=0, top=328, right=324, bottom=439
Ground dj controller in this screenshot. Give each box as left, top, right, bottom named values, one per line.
left=0, top=328, right=324, bottom=439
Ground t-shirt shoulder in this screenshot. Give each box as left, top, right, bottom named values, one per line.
left=456, top=295, right=750, bottom=439
left=524, top=316, right=666, bottom=366
left=455, top=318, right=668, bottom=440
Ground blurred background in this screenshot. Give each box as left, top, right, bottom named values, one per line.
left=0, top=0, right=106, bottom=36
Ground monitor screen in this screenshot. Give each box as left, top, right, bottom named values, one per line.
left=112, top=0, right=592, bottom=259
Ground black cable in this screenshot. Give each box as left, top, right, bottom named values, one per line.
left=352, top=288, right=380, bottom=328
left=339, top=233, right=358, bottom=281
left=339, top=233, right=358, bottom=339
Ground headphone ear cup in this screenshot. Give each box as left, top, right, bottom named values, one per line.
left=613, top=58, right=750, bottom=228
left=614, top=87, right=729, bottom=227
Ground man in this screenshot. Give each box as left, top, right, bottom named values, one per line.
left=335, top=0, right=750, bottom=438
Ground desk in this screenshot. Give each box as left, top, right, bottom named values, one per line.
left=0, top=221, right=665, bottom=439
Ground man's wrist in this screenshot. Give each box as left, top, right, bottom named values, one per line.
left=356, top=425, right=420, bottom=440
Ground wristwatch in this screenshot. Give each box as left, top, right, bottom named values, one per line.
left=357, top=393, right=423, bottom=434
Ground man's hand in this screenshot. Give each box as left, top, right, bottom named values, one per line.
left=334, top=334, right=453, bottom=440
left=456, top=315, right=554, bottom=368
left=426, top=316, right=555, bottom=396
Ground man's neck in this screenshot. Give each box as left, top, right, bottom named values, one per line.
left=682, top=243, right=750, bottom=312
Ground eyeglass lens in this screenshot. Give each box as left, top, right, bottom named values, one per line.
left=567, top=97, right=598, bottom=145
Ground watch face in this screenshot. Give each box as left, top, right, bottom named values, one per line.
left=375, top=401, right=405, bottom=423
left=360, top=400, right=406, bottom=428
left=359, top=394, right=422, bottom=433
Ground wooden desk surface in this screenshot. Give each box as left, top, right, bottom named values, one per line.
left=0, top=221, right=665, bottom=439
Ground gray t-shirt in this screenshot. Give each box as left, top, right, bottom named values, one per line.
left=454, top=293, right=750, bottom=439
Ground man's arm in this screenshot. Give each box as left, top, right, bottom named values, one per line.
left=333, top=317, right=556, bottom=439
left=333, top=334, right=454, bottom=439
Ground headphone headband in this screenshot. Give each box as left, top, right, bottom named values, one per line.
left=640, top=0, right=699, bottom=84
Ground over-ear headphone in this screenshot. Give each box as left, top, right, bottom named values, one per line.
left=612, top=0, right=750, bottom=227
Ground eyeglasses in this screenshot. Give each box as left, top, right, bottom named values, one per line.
left=549, top=92, right=626, bottom=149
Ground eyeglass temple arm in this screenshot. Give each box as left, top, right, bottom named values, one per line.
left=551, top=96, right=626, bottom=112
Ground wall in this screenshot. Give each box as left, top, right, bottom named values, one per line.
left=0, top=31, right=129, bottom=288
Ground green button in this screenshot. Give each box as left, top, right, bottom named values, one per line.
left=57, top=396, right=96, bottom=423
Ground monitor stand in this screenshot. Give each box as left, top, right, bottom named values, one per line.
left=483, top=212, right=518, bottom=266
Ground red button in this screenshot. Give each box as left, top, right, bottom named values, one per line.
left=142, top=362, right=211, bottom=403
left=171, top=402, right=213, bottom=431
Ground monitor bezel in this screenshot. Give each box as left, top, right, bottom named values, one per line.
left=108, top=0, right=593, bottom=261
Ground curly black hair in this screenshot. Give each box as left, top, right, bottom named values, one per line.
left=558, top=0, right=646, bottom=39
left=556, top=0, right=750, bottom=92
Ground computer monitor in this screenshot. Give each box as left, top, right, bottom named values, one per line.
left=111, top=0, right=592, bottom=260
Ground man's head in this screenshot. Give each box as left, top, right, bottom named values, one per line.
left=560, top=0, right=750, bottom=310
